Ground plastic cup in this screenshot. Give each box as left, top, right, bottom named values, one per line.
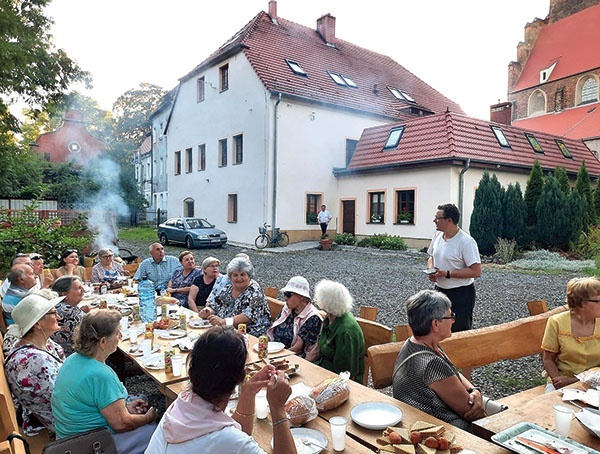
left=330, top=416, right=347, bottom=451
left=171, top=355, right=183, bottom=376
left=120, top=316, right=129, bottom=333
left=140, top=339, right=152, bottom=358
left=129, top=324, right=138, bottom=344
left=553, top=404, right=574, bottom=436
left=255, top=390, right=268, bottom=419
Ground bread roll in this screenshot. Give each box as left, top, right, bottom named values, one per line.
left=284, top=396, right=318, bottom=426
left=310, top=377, right=350, bottom=411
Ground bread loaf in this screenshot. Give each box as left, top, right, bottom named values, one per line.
left=310, top=377, right=350, bottom=411
left=284, top=396, right=318, bottom=426
left=156, top=296, right=178, bottom=305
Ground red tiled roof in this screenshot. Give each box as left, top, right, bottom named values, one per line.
left=138, top=135, right=152, bottom=155
left=513, top=4, right=600, bottom=92
left=512, top=102, right=600, bottom=140
left=183, top=11, right=464, bottom=120
left=339, top=112, right=600, bottom=176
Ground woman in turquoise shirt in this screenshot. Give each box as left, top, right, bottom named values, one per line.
left=52, top=309, right=158, bottom=454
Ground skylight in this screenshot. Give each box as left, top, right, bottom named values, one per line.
left=383, top=126, right=405, bottom=150
left=555, top=139, right=573, bottom=159
left=328, top=72, right=347, bottom=86
left=285, top=59, right=307, bottom=77
left=400, top=90, right=415, bottom=103
left=342, top=76, right=357, bottom=88
left=491, top=126, right=511, bottom=149
left=525, top=133, right=544, bottom=154
left=387, top=87, right=415, bottom=103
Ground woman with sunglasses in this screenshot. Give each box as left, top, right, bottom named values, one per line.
left=4, top=291, right=66, bottom=435
left=54, top=249, right=86, bottom=280
left=30, top=253, right=54, bottom=289
left=267, top=276, right=323, bottom=361
left=91, top=248, right=129, bottom=283
left=392, top=289, right=485, bottom=431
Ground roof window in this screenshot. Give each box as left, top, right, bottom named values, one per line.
left=525, top=133, right=544, bottom=154
left=387, top=86, right=415, bottom=103
left=285, top=59, right=307, bottom=77
left=491, top=126, right=511, bottom=149
left=383, top=126, right=405, bottom=150
left=555, top=139, right=573, bottom=159
left=327, top=71, right=357, bottom=88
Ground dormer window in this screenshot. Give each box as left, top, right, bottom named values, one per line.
left=491, top=126, right=511, bottom=149
left=387, top=87, right=415, bottom=103
left=525, top=133, right=544, bottom=154
left=285, top=59, right=307, bottom=77
left=540, top=61, right=557, bottom=84
left=383, top=126, right=405, bottom=150
left=555, top=139, right=573, bottom=159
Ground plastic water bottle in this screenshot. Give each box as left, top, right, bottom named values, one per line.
left=138, top=276, right=156, bottom=323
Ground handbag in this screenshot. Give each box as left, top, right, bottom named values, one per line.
left=42, top=428, right=116, bottom=454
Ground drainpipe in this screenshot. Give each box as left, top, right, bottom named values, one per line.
left=271, top=93, right=282, bottom=240
left=458, top=159, right=471, bottom=229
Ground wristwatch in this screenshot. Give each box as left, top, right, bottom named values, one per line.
left=446, top=270, right=451, bottom=279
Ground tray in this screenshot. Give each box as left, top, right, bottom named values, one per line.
left=491, top=422, right=597, bottom=453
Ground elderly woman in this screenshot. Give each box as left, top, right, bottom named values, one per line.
left=146, top=326, right=295, bottom=453
left=4, top=292, right=66, bottom=435
left=50, top=276, right=88, bottom=356
left=393, top=289, right=485, bottom=431
left=187, top=256, right=225, bottom=312
left=314, top=279, right=365, bottom=382
left=542, top=277, right=600, bottom=392
left=166, top=250, right=202, bottom=306
left=54, top=249, right=85, bottom=280
left=52, top=309, right=158, bottom=453
left=91, top=248, right=129, bottom=283
left=267, top=276, right=323, bottom=361
left=199, top=257, right=271, bottom=337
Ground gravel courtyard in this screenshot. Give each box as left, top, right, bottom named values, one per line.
left=120, top=238, right=575, bottom=408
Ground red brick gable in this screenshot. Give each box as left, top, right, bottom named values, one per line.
left=513, top=102, right=600, bottom=140
left=183, top=11, right=464, bottom=120
left=513, top=4, right=600, bottom=92
left=340, top=112, right=600, bottom=176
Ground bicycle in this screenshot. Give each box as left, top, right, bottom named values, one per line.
left=255, top=223, right=290, bottom=249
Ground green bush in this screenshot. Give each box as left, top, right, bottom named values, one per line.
left=576, top=225, right=600, bottom=259
left=355, top=233, right=407, bottom=250
left=494, top=238, right=519, bottom=264
left=333, top=233, right=355, bottom=245
left=508, top=250, right=594, bottom=272
left=357, top=237, right=371, bottom=247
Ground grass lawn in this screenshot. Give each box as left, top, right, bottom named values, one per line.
left=118, top=226, right=157, bottom=243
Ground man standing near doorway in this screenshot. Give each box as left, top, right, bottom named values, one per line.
left=317, top=204, right=332, bottom=237
left=426, top=203, right=481, bottom=379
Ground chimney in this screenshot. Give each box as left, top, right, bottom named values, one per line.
left=317, top=13, right=336, bottom=46
left=268, top=1, right=277, bottom=20
left=490, top=102, right=513, bottom=125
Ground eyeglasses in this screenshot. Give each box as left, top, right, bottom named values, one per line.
left=439, top=312, right=456, bottom=320
left=64, top=249, right=78, bottom=255
left=284, top=291, right=295, bottom=298
left=100, top=254, right=114, bottom=259
left=43, top=310, right=59, bottom=317
left=586, top=299, right=600, bottom=304
left=434, top=216, right=448, bottom=221
left=30, top=255, right=43, bottom=260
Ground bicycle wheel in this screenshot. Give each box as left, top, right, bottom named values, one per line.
left=276, top=233, right=290, bottom=247
left=255, top=234, right=269, bottom=249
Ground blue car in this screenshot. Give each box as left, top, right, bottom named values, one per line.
left=157, top=217, right=228, bottom=249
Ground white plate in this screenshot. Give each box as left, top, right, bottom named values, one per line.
left=143, top=354, right=164, bottom=370
left=350, top=402, right=403, bottom=430
left=158, top=330, right=187, bottom=339
left=129, top=346, right=159, bottom=357
left=576, top=409, right=600, bottom=438
left=271, top=428, right=327, bottom=453
left=188, top=319, right=210, bottom=328
left=253, top=341, right=285, bottom=354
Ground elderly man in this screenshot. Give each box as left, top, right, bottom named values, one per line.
left=2, top=263, right=38, bottom=325
left=133, top=243, right=180, bottom=292
left=0, top=253, right=41, bottom=298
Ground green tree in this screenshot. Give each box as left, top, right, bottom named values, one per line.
left=594, top=177, right=600, bottom=223
left=536, top=175, right=571, bottom=250
left=470, top=170, right=504, bottom=255
left=567, top=189, right=585, bottom=246
left=523, top=160, right=545, bottom=245
left=502, top=182, right=526, bottom=244
left=575, top=160, right=595, bottom=229
left=0, top=141, right=45, bottom=197
left=554, top=166, right=570, bottom=195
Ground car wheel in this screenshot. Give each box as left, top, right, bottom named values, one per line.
left=185, top=236, right=195, bottom=249
left=159, top=233, right=169, bottom=246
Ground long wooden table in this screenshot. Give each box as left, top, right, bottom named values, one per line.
left=473, top=382, right=600, bottom=450
left=166, top=352, right=506, bottom=453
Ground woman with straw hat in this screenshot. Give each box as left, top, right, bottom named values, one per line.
left=4, top=291, right=66, bottom=435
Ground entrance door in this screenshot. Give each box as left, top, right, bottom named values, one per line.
left=342, top=200, right=355, bottom=235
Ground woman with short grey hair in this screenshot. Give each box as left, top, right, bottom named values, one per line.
left=198, top=257, right=271, bottom=337
left=392, top=289, right=486, bottom=431
left=91, top=248, right=128, bottom=283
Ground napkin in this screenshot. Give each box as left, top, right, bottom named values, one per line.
left=575, top=410, right=600, bottom=437
left=562, top=388, right=600, bottom=407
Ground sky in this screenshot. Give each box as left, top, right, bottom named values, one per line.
left=44, top=0, right=550, bottom=121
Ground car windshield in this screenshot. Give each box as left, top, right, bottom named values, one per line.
left=185, top=218, right=212, bottom=229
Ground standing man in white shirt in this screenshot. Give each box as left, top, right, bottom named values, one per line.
left=317, top=204, right=332, bottom=237
left=426, top=203, right=481, bottom=379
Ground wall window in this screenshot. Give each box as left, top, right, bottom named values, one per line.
left=306, top=194, right=322, bottom=224
left=228, top=194, right=238, bottom=222
left=174, top=151, right=181, bottom=175
left=346, top=139, right=358, bottom=165
left=368, top=191, right=385, bottom=223
left=185, top=147, right=193, bottom=173
left=183, top=198, right=194, bottom=217
left=579, top=76, right=598, bottom=105
left=197, top=76, right=205, bottom=102
left=218, top=139, right=227, bottom=167
left=219, top=64, right=229, bottom=92
left=528, top=89, right=546, bottom=116
left=396, top=189, right=415, bottom=224
left=233, top=134, right=243, bottom=164
left=198, top=144, right=206, bottom=171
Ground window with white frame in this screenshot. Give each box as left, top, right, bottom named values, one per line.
left=396, top=189, right=415, bottom=224
left=306, top=194, right=322, bottom=224
left=218, top=138, right=227, bottom=167
left=368, top=191, right=385, bottom=223
left=233, top=134, right=243, bottom=164
left=228, top=194, right=238, bottom=222
left=198, top=144, right=206, bottom=171
left=528, top=90, right=546, bottom=116
left=197, top=77, right=205, bottom=102
left=174, top=151, right=181, bottom=175
left=220, top=64, right=229, bottom=92
left=185, top=148, right=193, bottom=173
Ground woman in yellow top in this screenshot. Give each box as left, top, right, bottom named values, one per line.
left=541, top=276, right=600, bottom=392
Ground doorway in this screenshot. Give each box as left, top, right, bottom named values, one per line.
left=342, top=200, right=355, bottom=235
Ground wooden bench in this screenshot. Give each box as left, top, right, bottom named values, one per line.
left=367, top=305, right=567, bottom=389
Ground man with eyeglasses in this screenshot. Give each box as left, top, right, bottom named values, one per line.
left=0, top=253, right=41, bottom=298
left=2, top=263, right=39, bottom=325
left=426, top=203, right=481, bottom=379
left=133, top=243, right=180, bottom=292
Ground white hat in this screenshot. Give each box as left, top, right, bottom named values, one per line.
left=8, top=293, right=65, bottom=337
left=280, top=276, right=311, bottom=300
